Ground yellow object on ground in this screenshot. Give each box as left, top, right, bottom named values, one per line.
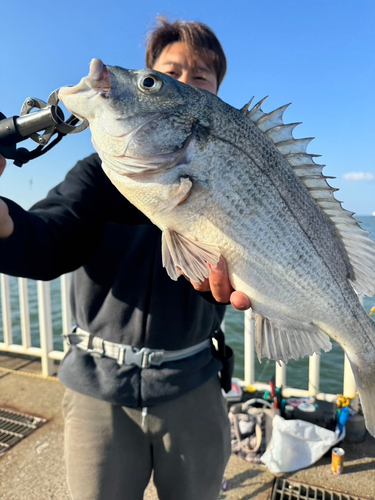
left=337, top=392, right=359, bottom=408
left=243, top=385, right=257, bottom=393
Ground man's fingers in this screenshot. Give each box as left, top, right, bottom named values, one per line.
left=230, top=291, right=251, bottom=311
left=190, top=277, right=210, bottom=292
left=177, top=267, right=211, bottom=292
left=0, top=199, right=14, bottom=239
left=0, top=156, right=6, bottom=176
left=178, top=257, right=251, bottom=310
left=208, top=257, right=233, bottom=303
left=209, top=258, right=251, bottom=309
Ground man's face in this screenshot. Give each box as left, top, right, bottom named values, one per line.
left=152, top=41, right=218, bottom=95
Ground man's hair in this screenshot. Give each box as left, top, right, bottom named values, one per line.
left=145, top=16, right=227, bottom=89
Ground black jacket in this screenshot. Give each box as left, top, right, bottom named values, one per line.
left=0, top=153, right=225, bottom=407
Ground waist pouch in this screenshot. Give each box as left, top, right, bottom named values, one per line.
left=212, top=328, right=234, bottom=393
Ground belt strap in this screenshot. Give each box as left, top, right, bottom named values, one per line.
left=65, top=327, right=211, bottom=368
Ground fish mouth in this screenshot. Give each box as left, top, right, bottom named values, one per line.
left=87, top=59, right=111, bottom=91
left=58, top=58, right=111, bottom=98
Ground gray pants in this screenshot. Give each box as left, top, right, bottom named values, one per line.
left=63, top=375, right=231, bottom=500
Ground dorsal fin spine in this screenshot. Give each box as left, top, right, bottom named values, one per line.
left=243, top=97, right=375, bottom=296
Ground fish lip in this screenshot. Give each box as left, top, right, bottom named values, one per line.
left=88, top=58, right=111, bottom=92
left=58, top=58, right=111, bottom=99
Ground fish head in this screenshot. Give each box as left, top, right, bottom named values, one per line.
left=58, top=58, right=208, bottom=176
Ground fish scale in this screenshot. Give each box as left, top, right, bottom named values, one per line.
left=179, top=151, right=353, bottom=326
left=59, top=58, right=375, bottom=437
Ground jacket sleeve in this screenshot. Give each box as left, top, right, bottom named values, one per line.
left=0, top=153, right=150, bottom=280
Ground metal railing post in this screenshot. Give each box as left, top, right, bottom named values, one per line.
left=343, top=354, right=358, bottom=411
left=37, top=281, right=54, bottom=376
left=342, top=297, right=361, bottom=411
left=1, top=274, right=12, bottom=346
left=308, top=353, right=320, bottom=396
left=275, top=361, right=287, bottom=389
left=18, top=278, right=31, bottom=349
left=244, top=309, right=255, bottom=385
left=60, top=274, right=72, bottom=353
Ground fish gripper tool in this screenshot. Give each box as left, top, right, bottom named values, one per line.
left=0, top=89, right=88, bottom=167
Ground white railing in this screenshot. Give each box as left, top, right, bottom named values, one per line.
left=0, top=273, right=357, bottom=401
left=0, top=274, right=71, bottom=376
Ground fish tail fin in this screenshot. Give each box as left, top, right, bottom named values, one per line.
left=348, top=357, right=375, bottom=438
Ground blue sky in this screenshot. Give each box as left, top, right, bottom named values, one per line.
left=1, top=0, right=374, bottom=214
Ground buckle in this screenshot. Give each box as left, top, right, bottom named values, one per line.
left=148, top=350, right=164, bottom=367
left=86, top=336, right=105, bottom=358
left=117, top=346, right=164, bottom=368
left=87, top=348, right=104, bottom=358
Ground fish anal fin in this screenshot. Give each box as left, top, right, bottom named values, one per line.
left=161, top=229, right=221, bottom=283
left=254, top=314, right=332, bottom=364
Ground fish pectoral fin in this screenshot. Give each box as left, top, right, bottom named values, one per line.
left=254, top=314, right=332, bottom=365
left=154, top=177, right=193, bottom=216
left=161, top=229, right=221, bottom=283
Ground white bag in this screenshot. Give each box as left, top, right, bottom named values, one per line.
left=261, top=415, right=344, bottom=473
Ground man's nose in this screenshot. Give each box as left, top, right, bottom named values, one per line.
left=177, top=72, right=193, bottom=86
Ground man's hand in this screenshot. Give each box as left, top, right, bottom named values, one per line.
left=0, top=156, right=14, bottom=239
left=0, top=155, right=5, bottom=176
left=180, top=256, right=251, bottom=311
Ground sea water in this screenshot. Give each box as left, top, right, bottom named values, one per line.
left=1, top=217, right=374, bottom=395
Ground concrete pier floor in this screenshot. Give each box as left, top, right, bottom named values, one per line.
left=0, top=353, right=374, bottom=500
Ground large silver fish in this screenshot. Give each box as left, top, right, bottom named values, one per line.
left=59, top=59, right=375, bottom=437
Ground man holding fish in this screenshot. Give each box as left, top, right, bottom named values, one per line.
left=0, top=17, right=250, bottom=500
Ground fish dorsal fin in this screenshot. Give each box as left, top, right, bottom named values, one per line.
left=244, top=98, right=375, bottom=297
left=240, top=97, right=254, bottom=114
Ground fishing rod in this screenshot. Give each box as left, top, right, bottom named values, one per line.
left=0, top=90, right=88, bottom=167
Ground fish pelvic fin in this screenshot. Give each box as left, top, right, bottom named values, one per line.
left=161, top=229, right=221, bottom=283
left=347, top=355, right=375, bottom=438
left=254, top=314, right=332, bottom=365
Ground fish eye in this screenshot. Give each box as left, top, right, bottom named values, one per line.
left=137, top=74, right=162, bottom=94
